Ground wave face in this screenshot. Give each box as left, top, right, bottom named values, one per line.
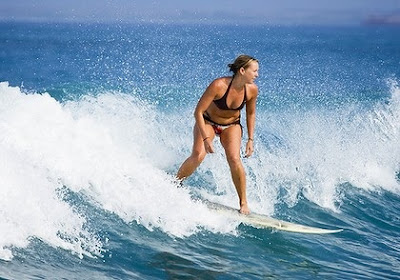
left=0, top=22, right=400, bottom=279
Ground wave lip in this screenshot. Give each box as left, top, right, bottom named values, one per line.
left=0, top=82, right=103, bottom=260
left=1, top=76, right=400, bottom=260
left=0, top=82, right=244, bottom=261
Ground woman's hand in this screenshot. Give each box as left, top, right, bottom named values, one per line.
left=245, top=139, right=254, bottom=157
left=203, top=138, right=215, bottom=154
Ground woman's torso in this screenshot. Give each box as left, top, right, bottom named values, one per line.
left=205, top=77, right=247, bottom=125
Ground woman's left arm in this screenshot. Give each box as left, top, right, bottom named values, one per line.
left=245, top=84, right=258, bottom=157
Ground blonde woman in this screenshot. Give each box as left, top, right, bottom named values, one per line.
left=177, top=55, right=259, bottom=214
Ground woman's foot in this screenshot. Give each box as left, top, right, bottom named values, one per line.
left=239, top=203, right=250, bottom=215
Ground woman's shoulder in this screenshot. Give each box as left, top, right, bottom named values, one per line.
left=247, top=83, right=258, bottom=91
left=246, top=83, right=258, bottom=98
left=208, top=76, right=231, bottom=90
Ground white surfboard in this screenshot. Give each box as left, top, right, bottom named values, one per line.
left=205, top=200, right=343, bottom=234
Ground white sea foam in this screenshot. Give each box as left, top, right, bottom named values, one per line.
left=0, top=83, right=103, bottom=260
left=252, top=78, right=400, bottom=211
left=1, top=78, right=399, bottom=260
left=0, top=82, right=239, bottom=260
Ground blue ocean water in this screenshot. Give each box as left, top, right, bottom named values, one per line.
left=0, top=21, right=400, bottom=279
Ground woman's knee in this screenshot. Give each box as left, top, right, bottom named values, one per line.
left=226, top=153, right=242, bottom=169
left=191, top=150, right=206, bottom=163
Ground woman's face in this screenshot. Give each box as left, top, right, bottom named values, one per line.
left=243, top=61, right=259, bottom=84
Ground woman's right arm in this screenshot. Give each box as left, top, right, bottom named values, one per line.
left=193, top=80, right=220, bottom=152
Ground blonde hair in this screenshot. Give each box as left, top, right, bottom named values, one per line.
left=228, top=54, right=258, bottom=74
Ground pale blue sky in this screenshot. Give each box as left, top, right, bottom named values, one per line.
left=1, top=0, right=399, bottom=25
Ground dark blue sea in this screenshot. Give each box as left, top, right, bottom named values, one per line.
left=1, top=21, right=400, bottom=279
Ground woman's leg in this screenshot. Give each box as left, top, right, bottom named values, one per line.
left=220, top=125, right=250, bottom=214
left=177, top=124, right=215, bottom=180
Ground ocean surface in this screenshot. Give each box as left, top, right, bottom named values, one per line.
left=0, top=21, right=400, bottom=279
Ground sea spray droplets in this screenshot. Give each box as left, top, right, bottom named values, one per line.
left=0, top=82, right=242, bottom=257
left=252, top=78, right=400, bottom=212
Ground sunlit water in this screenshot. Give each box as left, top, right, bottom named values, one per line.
left=0, top=22, right=399, bottom=279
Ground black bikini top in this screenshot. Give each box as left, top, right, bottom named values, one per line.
left=213, top=78, right=246, bottom=111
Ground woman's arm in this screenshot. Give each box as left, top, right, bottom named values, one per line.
left=245, top=84, right=258, bottom=157
left=193, top=79, right=221, bottom=153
